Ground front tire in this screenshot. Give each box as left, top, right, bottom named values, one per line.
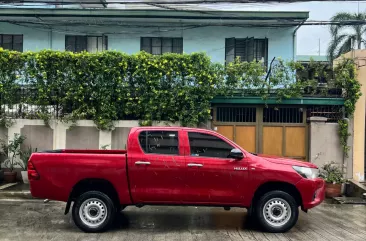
left=255, top=190, right=299, bottom=233
left=72, top=191, right=116, bottom=233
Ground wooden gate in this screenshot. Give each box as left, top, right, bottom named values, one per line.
left=213, top=106, right=308, bottom=160
left=217, top=125, right=257, bottom=153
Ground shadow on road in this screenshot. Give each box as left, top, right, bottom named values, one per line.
left=109, top=208, right=261, bottom=232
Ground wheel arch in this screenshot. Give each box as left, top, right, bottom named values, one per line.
left=251, top=181, right=303, bottom=208
left=65, top=178, right=120, bottom=215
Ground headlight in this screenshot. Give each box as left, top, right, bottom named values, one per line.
left=293, top=166, right=319, bottom=179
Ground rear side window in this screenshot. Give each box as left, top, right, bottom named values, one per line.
left=138, top=131, right=179, bottom=155
left=188, top=132, right=234, bottom=159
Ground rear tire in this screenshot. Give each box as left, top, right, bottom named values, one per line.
left=255, top=190, right=299, bottom=233
left=72, top=191, right=116, bottom=233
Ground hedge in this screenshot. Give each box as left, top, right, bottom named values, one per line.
left=0, top=49, right=357, bottom=131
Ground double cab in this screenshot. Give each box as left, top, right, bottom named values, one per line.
left=28, top=127, right=325, bottom=233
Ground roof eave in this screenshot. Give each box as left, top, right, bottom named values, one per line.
left=0, top=7, right=309, bottom=21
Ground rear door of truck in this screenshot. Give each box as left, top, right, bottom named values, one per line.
left=127, top=128, right=187, bottom=203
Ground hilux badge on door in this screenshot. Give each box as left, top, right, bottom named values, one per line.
left=234, top=167, right=247, bottom=171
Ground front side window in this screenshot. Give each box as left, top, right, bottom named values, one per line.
left=139, top=131, right=179, bottom=155
left=188, top=132, right=234, bottom=159
left=0, top=34, right=23, bottom=52
left=65, top=35, right=108, bottom=53
left=141, top=37, right=183, bottom=55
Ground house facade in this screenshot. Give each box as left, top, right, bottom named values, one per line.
left=0, top=8, right=308, bottom=64
left=2, top=6, right=358, bottom=182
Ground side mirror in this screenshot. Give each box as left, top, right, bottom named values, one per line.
left=229, top=148, right=244, bottom=160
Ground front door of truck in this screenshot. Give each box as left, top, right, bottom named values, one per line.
left=128, top=129, right=186, bottom=203
left=183, top=131, right=249, bottom=205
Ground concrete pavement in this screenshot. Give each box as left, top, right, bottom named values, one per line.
left=0, top=200, right=366, bottom=241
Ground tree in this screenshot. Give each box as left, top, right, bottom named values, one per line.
left=327, top=12, right=366, bottom=63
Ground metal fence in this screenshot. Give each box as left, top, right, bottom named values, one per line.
left=306, top=105, right=344, bottom=123
left=263, top=107, right=303, bottom=123
left=216, top=107, right=256, bottom=122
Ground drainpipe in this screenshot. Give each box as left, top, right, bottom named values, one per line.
left=49, top=29, right=53, bottom=50
left=292, top=21, right=305, bottom=61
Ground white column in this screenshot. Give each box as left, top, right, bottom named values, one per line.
left=7, top=120, right=25, bottom=143
left=99, top=131, right=112, bottom=150
left=51, top=121, right=68, bottom=150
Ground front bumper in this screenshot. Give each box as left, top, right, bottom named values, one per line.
left=296, top=178, right=325, bottom=210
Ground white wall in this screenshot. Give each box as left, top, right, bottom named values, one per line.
left=1, top=22, right=296, bottom=63
left=309, top=117, right=353, bottom=179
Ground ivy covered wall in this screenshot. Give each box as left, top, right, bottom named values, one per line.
left=0, top=49, right=360, bottom=139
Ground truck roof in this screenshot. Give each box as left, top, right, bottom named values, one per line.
left=130, top=126, right=211, bottom=132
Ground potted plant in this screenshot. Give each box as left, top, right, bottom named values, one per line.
left=320, top=162, right=345, bottom=198
left=0, top=134, right=26, bottom=183
left=19, top=146, right=37, bottom=184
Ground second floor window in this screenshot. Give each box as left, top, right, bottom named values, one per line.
left=65, top=35, right=108, bottom=53
left=225, top=37, right=268, bottom=65
left=141, top=37, right=183, bottom=55
left=0, top=34, right=23, bottom=52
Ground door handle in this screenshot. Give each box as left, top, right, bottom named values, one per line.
left=187, top=163, right=203, bottom=167
left=135, top=161, right=151, bottom=165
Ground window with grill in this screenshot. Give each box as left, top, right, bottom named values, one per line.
left=65, top=35, right=108, bottom=53
left=141, top=37, right=183, bottom=55
left=263, top=107, right=303, bottom=123
left=306, top=105, right=343, bottom=123
left=216, top=107, right=256, bottom=122
left=0, top=35, right=23, bottom=52
left=225, top=37, right=268, bottom=64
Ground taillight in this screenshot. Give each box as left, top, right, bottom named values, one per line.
left=28, top=161, right=40, bottom=180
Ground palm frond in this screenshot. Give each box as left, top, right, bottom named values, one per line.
left=328, top=11, right=366, bottom=62
left=330, top=12, right=358, bottom=35
left=335, top=35, right=354, bottom=58
left=327, top=34, right=349, bottom=62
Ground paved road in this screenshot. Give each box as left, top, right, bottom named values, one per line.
left=0, top=200, right=365, bottom=241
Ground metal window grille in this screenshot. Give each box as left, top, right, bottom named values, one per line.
left=216, top=107, right=256, bottom=122
left=225, top=37, right=268, bottom=65
left=306, top=105, right=343, bottom=123
left=263, top=107, right=303, bottom=123
left=65, top=35, right=108, bottom=53
left=141, top=37, right=183, bottom=55
left=0, top=34, right=23, bottom=52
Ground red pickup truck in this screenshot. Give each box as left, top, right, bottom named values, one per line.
left=28, top=127, right=325, bottom=233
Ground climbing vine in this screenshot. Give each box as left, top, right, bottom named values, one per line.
left=338, top=119, right=351, bottom=157
left=222, top=57, right=310, bottom=102
left=334, top=59, right=361, bottom=117
left=333, top=59, right=362, bottom=157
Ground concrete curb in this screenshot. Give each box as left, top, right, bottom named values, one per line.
left=0, top=190, right=34, bottom=200
left=0, top=199, right=44, bottom=203
left=332, top=196, right=366, bottom=205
